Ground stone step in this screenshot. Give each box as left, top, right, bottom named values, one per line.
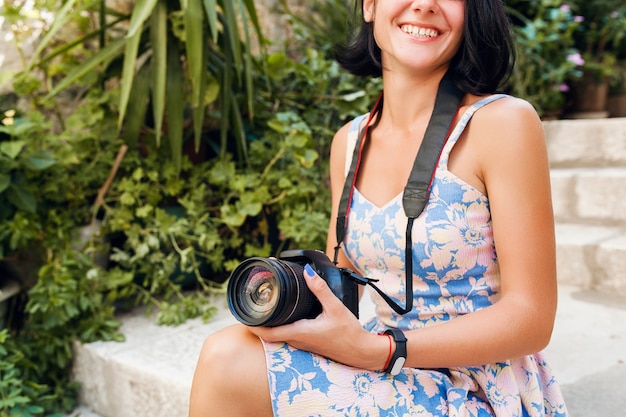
left=69, top=297, right=238, bottom=417
left=545, top=117, right=626, bottom=167
left=69, top=283, right=626, bottom=417
left=551, top=167, right=626, bottom=226
left=556, top=223, right=626, bottom=296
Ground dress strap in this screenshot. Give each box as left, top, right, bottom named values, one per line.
left=439, top=94, right=509, bottom=167
left=344, top=114, right=369, bottom=178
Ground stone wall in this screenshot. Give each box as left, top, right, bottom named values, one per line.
left=258, top=0, right=310, bottom=47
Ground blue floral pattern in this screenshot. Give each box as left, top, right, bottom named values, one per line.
left=262, top=95, right=569, bottom=416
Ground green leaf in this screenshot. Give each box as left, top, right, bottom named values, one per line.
left=222, top=0, right=243, bottom=73
left=121, top=64, right=152, bottom=146
left=241, top=0, right=264, bottom=43
left=166, top=36, right=185, bottom=172
left=136, top=204, right=153, bottom=218
left=241, top=200, right=260, bottom=219
left=127, top=0, right=159, bottom=38
left=203, top=0, right=218, bottom=42
left=151, top=0, right=168, bottom=147
left=45, top=38, right=126, bottom=99
left=237, top=0, right=255, bottom=118
left=233, top=101, right=248, bottom=161
left=118, top=26, right=143, bottom=129
left=192, top=61, right=208, bottom=153
left=219, top=50, right=233, bottom=158
left=267, top=118, right=287, bottom=134
left=220, top=204, right=246, bottom=227
left=0, top=174, right=9, bottom=193
left=0, top=141, right=26, bottom=159
left=0, top=120, right=38, bottom=137
left=208, top=160, right=236, bottom=184
left=224, top=0, right=242, bottom=68
left=27, top=0, right=78, bottom=69
left=184, top=0, right=206, bottom=108
left=22, top=150, right=57, bottom=171
left=7, top=186, right=36, bottom=213
left=299, top=149, right=319, bottom=168
left=35, top=14, right=128, bottom=69
left=207, top=75, right=220, bottom=104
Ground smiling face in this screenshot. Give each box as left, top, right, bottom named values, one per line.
left=363, top=0, right=466, bottom=76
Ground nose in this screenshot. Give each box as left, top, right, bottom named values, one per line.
left=410, top=0, right=438, bottom=14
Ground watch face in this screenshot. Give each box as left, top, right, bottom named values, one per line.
left=389, top=357, right=406, bottom=375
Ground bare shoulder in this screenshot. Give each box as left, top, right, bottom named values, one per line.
left=329, top=117, right=362, bottom=172
left=330, top=120, right=353, bottom=153
left=469, top=96, right=546, bottom=156
left=472, top=96, right=544, bottom=140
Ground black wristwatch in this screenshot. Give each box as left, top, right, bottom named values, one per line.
left=383, top=328, right=407, bottom=375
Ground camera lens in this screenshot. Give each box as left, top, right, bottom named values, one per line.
left=227, top=258, right=320, bottom=327
left=240, top=266, right=279, bottom=319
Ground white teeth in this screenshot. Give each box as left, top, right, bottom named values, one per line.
left=401, top=25, right=439, bottom=38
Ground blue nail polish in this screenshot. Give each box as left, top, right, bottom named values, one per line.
left=304, top=263, right=315, bottom=277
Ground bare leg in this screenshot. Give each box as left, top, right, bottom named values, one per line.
left=189, top=324, right=273, bottom=417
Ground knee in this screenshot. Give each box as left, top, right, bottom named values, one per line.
left=190, top=325, right=272, bottom=416
left=196, top=324, right=264, bottom=380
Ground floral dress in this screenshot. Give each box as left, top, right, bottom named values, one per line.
left=261, top=95, right=570, bottom=417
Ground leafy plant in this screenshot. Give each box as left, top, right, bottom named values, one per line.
left=0, top=329, right=47, bottom=417
left=0, top=0, right=378, bottom=414
left=571, top=0, right=626, bottom=56
left=0, top=90, right=125, bottom=414
left=16, top=0, right=264, bottom=171
left=609, top=60, right=626, bottom=94
left=15, top=249, right=122, bottom=415
left=0, top=112, right=56, bottom=259
left=508, top=2, right=584, bottom=115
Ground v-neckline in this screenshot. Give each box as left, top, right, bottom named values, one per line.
left=353, top=188, right=403, bottom=211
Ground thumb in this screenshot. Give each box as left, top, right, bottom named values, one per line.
left=303, top=263, right=337, bottom=305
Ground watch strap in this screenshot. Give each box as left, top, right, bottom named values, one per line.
left=383, top=328, right=407, bottom=375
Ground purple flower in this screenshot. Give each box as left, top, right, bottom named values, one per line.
left=560, top=5, right=571, bottom=12
left=567, top=53, right=585, bottom=66
left=611, top=11, right=619, bottom=19
left=574, top=15, right=585, bottom=22
left=560, top=84, right=570, bottom=93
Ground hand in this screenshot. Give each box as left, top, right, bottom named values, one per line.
left=247, top=264, right=383, bottom=369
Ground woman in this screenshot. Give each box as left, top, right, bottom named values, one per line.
left=189, top=0, right=569, bottom=415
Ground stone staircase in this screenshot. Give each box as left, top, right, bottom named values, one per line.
left=546, top=118, right=626, bottom=295
left=67, top=118, right=626, bottom=417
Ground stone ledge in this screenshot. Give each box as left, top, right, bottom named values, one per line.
left=545, top=117, right=626, bottom=167
left=551, top=167, right=626, bottom=226
left=69, top=284, right=626, bottom=417
left=71, top=297, right=237, bottom=417
left=555, top=223, right=626, bottom=295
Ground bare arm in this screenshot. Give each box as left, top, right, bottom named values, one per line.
left=400, top=97, right=557, bottom=367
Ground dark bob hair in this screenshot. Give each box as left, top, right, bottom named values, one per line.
left=335, top=0, right=515, bottom=95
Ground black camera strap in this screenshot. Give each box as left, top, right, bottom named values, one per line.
left=334, top=72, right=464, bottom=315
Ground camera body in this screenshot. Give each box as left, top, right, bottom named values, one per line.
left=227, top=249, right=360, bottom=327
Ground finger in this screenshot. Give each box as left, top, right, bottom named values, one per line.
left=303, top=264, right=342, bottom=309
left=247, top=324, right=280, bottom=342
left=247, top=316, right=308, bottom=343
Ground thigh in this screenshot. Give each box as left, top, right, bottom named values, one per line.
left=189, top=324, right=273, bottom=417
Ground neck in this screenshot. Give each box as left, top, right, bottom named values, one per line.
left=378, top=67, right=449, bottom=131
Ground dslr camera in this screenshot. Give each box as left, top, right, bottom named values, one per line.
left=227, top=249, right=363, bottom=327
